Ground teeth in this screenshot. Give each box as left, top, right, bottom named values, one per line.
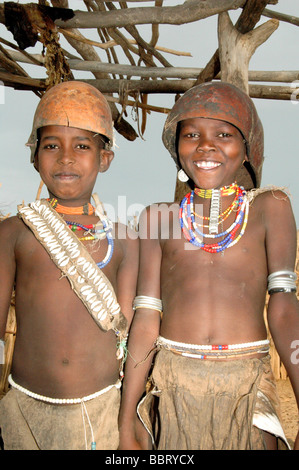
left=195, top=161, right=220, bottom=169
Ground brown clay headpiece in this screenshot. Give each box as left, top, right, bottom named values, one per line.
left=162, top=81, right=264, bottom=189
left=27, top=81, right=113, bottom=163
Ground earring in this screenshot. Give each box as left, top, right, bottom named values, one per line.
left=178, top=169, right=189, bottom=182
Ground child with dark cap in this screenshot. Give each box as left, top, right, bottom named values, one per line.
left=119, top=82, right=299, bottom=450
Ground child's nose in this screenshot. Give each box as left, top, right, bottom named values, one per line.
left=58, top=145, right=75, bottom=163
left=196, top=134, right=215, bottom=152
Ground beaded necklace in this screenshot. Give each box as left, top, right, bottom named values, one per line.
left=194, top=182, right=238, bottom=234
left=194, top=182, right=238, bottom=199
left=65, top=219, right=114, bottom=268
left=66, top=221, right=107, bottom=240
left=49, top=198, right=95, bottom=215
left=193, top=189, right=240, bottom=225
left=48, top=198, right=114, bottom=268
left=179, top=184, right=249, bottom=253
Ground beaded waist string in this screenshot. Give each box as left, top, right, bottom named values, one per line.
left=8, top=374, right=121, bottom=450
left=8, top=374, right=121, bottom=404
left=156, top=336, right=270, bottom=360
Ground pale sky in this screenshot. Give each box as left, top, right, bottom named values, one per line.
left=0, top=0, right=298, bottom=227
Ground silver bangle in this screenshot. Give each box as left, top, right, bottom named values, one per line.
left=268, top=270, right=297, bottom=294
left=133, top=296, right=163, bottom=313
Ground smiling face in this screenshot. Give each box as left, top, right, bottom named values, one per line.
left=178, top=117, right=247, bottom=190
left=34, top=125, right=114, bottom=205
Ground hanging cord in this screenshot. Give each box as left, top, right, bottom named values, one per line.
left=81, top=400, right=96, bottom=450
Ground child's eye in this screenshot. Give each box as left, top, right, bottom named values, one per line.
left=185, top=132, right=199, bottom=138
left=76, top=144, right=90, bottom=150
left=218, top=132, right=231, bottom=138
left=43, top=143, right=58, bottom=150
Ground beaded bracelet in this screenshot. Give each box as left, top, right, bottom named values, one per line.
left=267, top=270, right=297, bottom=294
left=133, top=296, right=163, bottom=313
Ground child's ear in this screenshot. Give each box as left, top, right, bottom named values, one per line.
left=33, top=153, right=40, bottom=172
left=242, top=139, right=249, bottom=162
left=99, top=149, right=114, bottom=173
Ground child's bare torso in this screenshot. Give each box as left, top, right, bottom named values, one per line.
left=157, top=195, right=269, bottom=346
left=10, top=216, right=122, bottom=398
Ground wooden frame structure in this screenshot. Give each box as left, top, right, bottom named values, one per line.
left=0, top=1, right=298, bottom=143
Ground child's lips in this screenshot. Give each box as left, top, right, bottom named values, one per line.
left=54, top=172, right=79, bottom=181
left=194, top=160, right=221, bottom=170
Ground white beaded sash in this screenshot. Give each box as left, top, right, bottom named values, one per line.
left=18, top=199, right=128, bottom=340
left=8, top=374, right=121, bottom=405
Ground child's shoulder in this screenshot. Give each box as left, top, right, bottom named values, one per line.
left=139, top=201, right=180, bottom=220
left=248, top=186, right=294, bottom=224
left=113, top=221, right=138, bottom=245
left=0, top=214, right=24, bottom=231
left=139, top=202, right=180, bottom=227
left=248, top=186, right=291, bottom=209
left=0, top=214, right=25, bottom=245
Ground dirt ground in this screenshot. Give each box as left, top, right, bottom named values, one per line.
left=276, top=378, right=298, bottom=448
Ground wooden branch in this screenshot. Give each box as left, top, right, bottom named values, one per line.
left=6, top=50, right=299, bottom=83
left=0, top=70, right=46, bottom=90
left=105, top=94, right=170, bottom=114
left=149, top=1, right=162, bottom=48
left=51, top=0, right=138, bottom=142
left=50, top=0, right=246, bottom=29
left=58, top=27, right=191, bottom=56
left=235, top=0, right=271, bottom=34
left=263, top=8, right=299, bottom=27
left=104, top=1, right=172, bottom=68
left=0, top=37, right=43, bottom=66
left=98, top=0, right=213, bottom=2
left=0, top=49, right=27, bottom=77
left=218, top=12, right=279, bottom=92
left=82, top=78, right=297, bottom=100
left=0, top=71, right=296, bottom=101
left=195, top=0, right=271, bottom=85
left=249, top=84, right=297, bottom=100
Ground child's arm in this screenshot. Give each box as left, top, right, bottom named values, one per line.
left=0, top=217, right=17, bottom=376
left=115, top=224, right=139, bottom=327
left=264, top=191, right=299, bottom=449
left=119, top=207, right=162, bottom=450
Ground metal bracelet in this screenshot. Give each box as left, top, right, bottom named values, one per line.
left=133, top=296, right=163, bottom=313
left=267, top=270, right=297, bottom=294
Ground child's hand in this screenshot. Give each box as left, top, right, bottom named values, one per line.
left=119, top=416, right=152, bottom=450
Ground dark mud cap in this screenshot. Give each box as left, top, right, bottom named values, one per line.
left=162, top=81, right=264, bottom=189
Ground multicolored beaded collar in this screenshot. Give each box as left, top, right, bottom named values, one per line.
left=194, top=182, right=238, bottom=199
left=179, top=183, right=249, bottom=253
left=48, top=198, right=114, bottom=268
